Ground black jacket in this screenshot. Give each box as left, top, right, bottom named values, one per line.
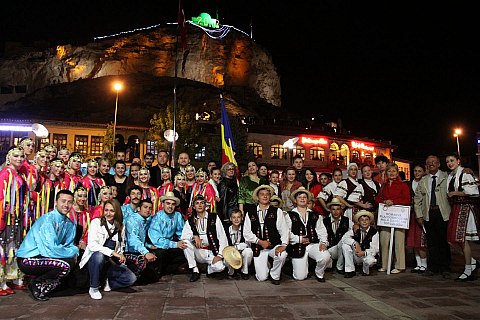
left=217, top=176, right=239, bottom=221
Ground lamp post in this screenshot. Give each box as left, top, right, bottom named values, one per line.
left=453, top=128, right=462, bottom=159
left=112, top=82, right=123, bottom=154
left=283, top=137, right=299, bottom=166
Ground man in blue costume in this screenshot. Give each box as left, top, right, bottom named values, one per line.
left=16, top=190, right=79, bottom=301
left=148, top=191, right=188, bottom=278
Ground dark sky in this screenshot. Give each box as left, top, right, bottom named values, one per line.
left=2, top=1, right=479, bottom=169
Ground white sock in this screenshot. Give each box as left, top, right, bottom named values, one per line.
left=12, top=279, right=23, bottom=286
left=471, top=258, right=477, bottom=271
left=193, top=266, right=199, bottom=273
left=415, top=255, right=421, bottom=267
left=464, top=264, right=472, bottom=276
left=421, top=258, right=428, bottom=269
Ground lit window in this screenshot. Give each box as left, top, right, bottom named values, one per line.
left=53, top=134, right=68, bottom=149
left=247, top=142, right=263, bottom=159
left=74, top=135, right=88, bottom=155
left=91, top=136, right=104, bottom=156
left=146, top=140, right=157, bottom=156
left=292, top=146, right=305, bottom=159
left=270, top=144, right=288, bottom=160
left=309, top=147, right=325, bottom=161
left=194, top=145, right=206, bottom=161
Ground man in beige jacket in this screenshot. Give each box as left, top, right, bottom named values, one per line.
left=414, top=155, right=451, bottom=278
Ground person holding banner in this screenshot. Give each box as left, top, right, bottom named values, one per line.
left=375, top=163, right=410, bottom=274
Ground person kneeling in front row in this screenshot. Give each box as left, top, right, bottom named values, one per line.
left=16, top=190, right=79, bottom=301
left=342, top=210, right=379, bottom=278
left=80, top=199, right=136, bottom=300
left=181, top=195, right=228, bottom=282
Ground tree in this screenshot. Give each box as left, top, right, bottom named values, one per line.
left=103, top=122, right=115, bottom=164
left=147, top=101, right=200, bottom=159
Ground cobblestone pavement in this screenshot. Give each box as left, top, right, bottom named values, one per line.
left=1, top=243, right=479, bottom=320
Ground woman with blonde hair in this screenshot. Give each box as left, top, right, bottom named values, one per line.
left=375, top=162, right=411, bottom=274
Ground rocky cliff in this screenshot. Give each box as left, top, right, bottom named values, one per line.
left=0, top=24, right=281, bottom=109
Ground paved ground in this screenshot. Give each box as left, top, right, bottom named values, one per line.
left=1, top=242, right=479, bottom=320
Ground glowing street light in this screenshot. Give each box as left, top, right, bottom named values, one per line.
left=112, top=82, right=123, bottom=154
left=453, top=128, right=462, bottom=159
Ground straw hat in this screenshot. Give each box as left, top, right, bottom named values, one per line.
left=252, top=185, right=275, bottom=202
left=290, top=186, right=313, bottom=202
left=353, top=210, right=375, bottom=223
left=326, top=197, right=345, bottom=209
left=222, top=246, right=242, bottom=269
left=270, top=195, right=284, bottom=209
left=160, top=191, right=180, bottom=206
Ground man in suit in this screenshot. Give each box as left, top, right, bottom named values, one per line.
left=414, top=155, right=452, bottom=278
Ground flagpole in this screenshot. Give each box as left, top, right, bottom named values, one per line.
left=172, top=0, right=183, bottom=168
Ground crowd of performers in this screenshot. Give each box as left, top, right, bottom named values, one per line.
left=0, top=140, right=478, bottom=302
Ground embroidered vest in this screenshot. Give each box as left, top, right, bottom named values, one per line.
left=287, top=210, right=319, bottom=258
left=324, top=216, right=349, bottom=247
left=246, top=206, right=282, bottom=257
left=187, top=212, right=221, bottom=256
left=227, top=223, right=246, bottom=246
left=352, top=227, right=377, bottom=251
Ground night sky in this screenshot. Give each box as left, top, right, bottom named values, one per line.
left=2, top=1, right=479, bottom=170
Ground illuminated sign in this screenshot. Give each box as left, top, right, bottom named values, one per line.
left=192, top=13, right=219, bottom=29
left=301, top=136, right=328, bottom=146
left=351, top=141, right=375, bottom=151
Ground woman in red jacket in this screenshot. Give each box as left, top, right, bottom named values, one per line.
left=375, top=163, right=411, bottom=274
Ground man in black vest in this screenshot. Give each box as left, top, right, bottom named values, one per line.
left=323, top=198, right=353, bottom=274
left=341, top=210, right=379, bottom=278
left=285, top=187, right=331, bottom=282
left=181, top=194, right=228, bottom=282
left=242, top=185, right=289, bottom=285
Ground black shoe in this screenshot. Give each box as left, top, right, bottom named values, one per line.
left=422, top=270, right=436, bottom=277
left=454, top=273, right=474, bottom=282
left=270, top=278, right=281, bottom=285
left=28, top=282, right=49, bottom=301
left=228, top=272, right=241, bottom=280
left=206, top=273, right=215, bottom=279
left=411, top=266, right=421, bottom=273
left=361, top=272, right=369, bottom=276
left=316, top=276, right=325, bottom=282
left=344, top=271, right=355, bottom=278
left=336, top=268, right=345, bottom=275
left=241, top=273, right=250, bottom=280
left=190, top=272, right=200, bottom=282
left=441, top=271, right=452, bottom=279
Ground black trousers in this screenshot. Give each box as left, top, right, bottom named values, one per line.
left=424, top=209, right=451, bottom=273
left=150, top=248, right=187, bottom=276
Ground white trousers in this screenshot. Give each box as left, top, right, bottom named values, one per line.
left=342, top=243, right=376, bottom=274
left=254, top=245, right=288, bottom=281
left=327, top=242, right=345, bottom=270
left=225, top=248, right=253, bottom=275
left=291, top=243, right=331, bottom=280
left=184, top=241, right=225, bottom=274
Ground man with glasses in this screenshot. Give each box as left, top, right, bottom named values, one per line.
left=218, top=162, right=239, bottom=231
left=414, top=155, right=451, bottom=278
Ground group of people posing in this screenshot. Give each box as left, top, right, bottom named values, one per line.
left=0, top=140, right=478, bottom=303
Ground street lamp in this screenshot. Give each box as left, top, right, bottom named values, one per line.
left=283, top=137, right=299, bottom=166
left=453, top=128, right=462, bottom=159
left=112, top=82, right=123, bottom=154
